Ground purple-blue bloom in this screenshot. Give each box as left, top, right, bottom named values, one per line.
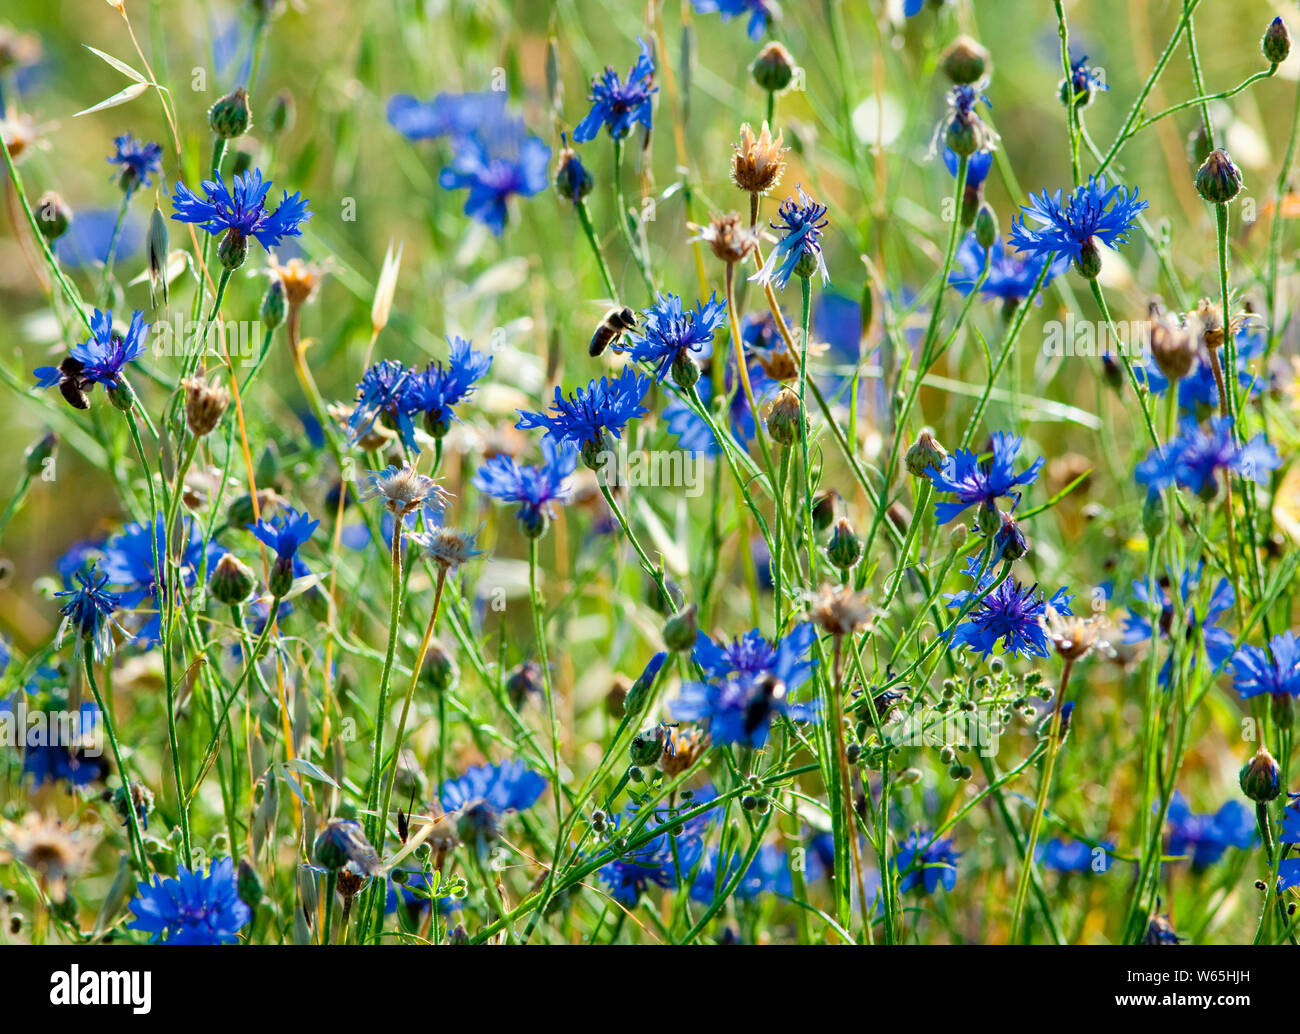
left=101, top=514, right=216, bottom=648
left=440, top=760, right=547, bottom=826
left=1122, top=566, right=1235, bottom=685
left=474, top=439, right=577, bottom=536
left=923, top=431, right=1044, bottom=525
left=1165, top=792, right=1255, bottom=871
left=107, top=132, right=163, bottom=194
left=943, top=556, right=1073, bottom=659
left=34, top=308, right=149, bottom=394
left=619, top=291, right=728, bottom=382
left=347, top=360, right=417, bottom=451
left=1038, top=837, right=1114, bottom=874
left=248, top=507, right=318, bottom=564
left=1230, top=631, right=1300, bottom=700
left=597, top=795, right=713, bottom=905
left=896, top=830, right=960, bottom=894
left=950, top=234, right=1068, bottom=303
left=55, top=564, right=126, bottom=661
left=691, top=0, right=775, bottom=40
left=438, top=117, right=550, bottom=235
left=1134, top=416, right=1279, bottom=498
left=944, top=146, right=992, bottom=188
left=128, top=857, right=251, bottom=944
left=409, top=337, right=494, bottom=436
left=171, top=168, right=311, bottom=251
left=573, top=38, right=657, bottom=142
left=516, top=366, right=651, bottom=455
left=751, top=185, right=830, bottom=290
left=1139, top=326, right=1265, bottom=414
left=386, top=91, right=508, bottom=141
left=663, top=357, right=775, bottom=456
left=1009, top=175, right=1148, bottom=267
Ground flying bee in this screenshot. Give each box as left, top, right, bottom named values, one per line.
left=743, top=674, right=787, bottom=738
left=589, top=306, right=637, bottom=357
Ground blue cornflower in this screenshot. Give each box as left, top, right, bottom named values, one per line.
left=943, top=556, right=1073, bottom=659
left=0, top=701, right=105, bottom=787
left=673, top=626, right=818, bottom=748
left=1009, top=175, right=1148, bottom=275
left=1165, top=792, right=1255, bottom=871
left=55, top=564, right=127, bottom=661
left=1134, top=416, right=1279, bottom=499
left=128, top=857, right=251, bottom=944
left=573, top=38, right=657, bottom=142
left=386, top=91, right=508, bottom=141
left=101, top=515, right=215, bottom=648
left=1140, top=326, right=1265, bottom=414
left=409, top=337, right=494, bottom=438
left=896, top=831, right=960, bottom=894
left=1061, top=54, right=1108, bottom=107
left=438, top=118, right=551, bottom=235
left=1279, top=796, right=1300, bottom=891
left=107, top=133, right=163, bottom=194
left=387, top=870, right=460, bottom=919
left=922, top=431, right=1044, bottom=526
left=516, top=366, right=651, bottom=459
left=35, top=309, right=149, bottom=403
left=1230, top=631, right=1300, bottom=700
left=597, top=796, right=713, bottom=905
left=944, top=146, right=992, bottom=189
left=950, top=234, right=1068, bottom=304
left=691, top=0, right=774, bottom=40
left=619, top=292, right=728, bottom=383
left=751, top=185, right=830, bottom=290
left=248, top=507, right=318, bottom=597
left=663, top=358, right=776, bottom=456
left=171, top=168, right=311, bottom=252
left=1038, top=838, right=1114, bottom=874
left=691, top=842, right=793, bottom=903
left=692, top=623, right=817, bottom=687
left=474, top=439, right=577, bottom=537
left=346, top=360, right=417, bottom=451
left=440, top=760, right=546, bottom=841
left=1122, top=566, right=1235, bottom=685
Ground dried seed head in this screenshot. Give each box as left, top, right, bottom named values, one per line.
left=810, top=584, right=872, bottom=637
left=361, top=465, right=448, bottom=518
left=661, top=726, right=710, bottom=777
left=732, top=122, right=788, bottom=195
left=1, top=814, right=96, bottom=902
left=691, top=211, right=758, bottom=265
left=1041, top=606, right=1113, bottom=662
left=182, top=376, right=230, bottom=437
left=268, top=254, right=327, bottom=307
left=1147, top=309, right=1198, bottom=382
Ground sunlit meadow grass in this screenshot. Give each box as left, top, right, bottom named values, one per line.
left=0, top=0, right=1298, bottom=946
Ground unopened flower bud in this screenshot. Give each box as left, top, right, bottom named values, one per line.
left=218, top=230, right=248, bottom=270
left=623, top=652, right=666, bottom=716
left=209, top=87, right=252, bottom=140
left=266, top=89, right=295, bottom=135
left=826, top=517, right=862, bottom=570
left=423, top=640, right=458, bottom=694
left=23, top=432, right=56, bottom=478
left=976, top=501, right=1002, bottom=539
left=905, top=429, right=948, bottom=478
left=766, top=387, right=804, bottom=446
left=812, top=490, right=837, bottom=532
left=1075, top=237, right=1103, bottom=279
left=35, top=191, right=71, bottom=242
left=1240, top=745, right=1281, bottom=803
left=268, top=554, right=295, bottom=598
left=1263, top=16, right=1291, bottom=65
left=974, top=202, right=999, bottom=250
left=1195, top=148, right=1243, bottom=205
left=993, top=512, right=1028, bottom=560
left=629, top=725, right=667, bottom=768
left=106, top=375, right=135, bottom=413
left=751, top=41, right=795, bottom=93
left=663, top=603, right=699, bottom=653
left=209, top=553, right=256, bottom=606
left=554, top=142, right=594, bottom=203
left=261, top=279, right=288, bottom=330
left=941, top=36, right=989, bottom=85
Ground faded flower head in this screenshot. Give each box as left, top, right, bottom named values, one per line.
left=810, top=584, right=871, bottom=637
left=732, top=122, right=788, bottom=195
left=1, top=813, right=96, bottom=902
left=414, top=526, right=483, bottom=571
left=692, top=211, right=758, bottom=265
left=361, top=465, right=448, bottom=518
left=1040, top=605, right=1114, bottom=662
